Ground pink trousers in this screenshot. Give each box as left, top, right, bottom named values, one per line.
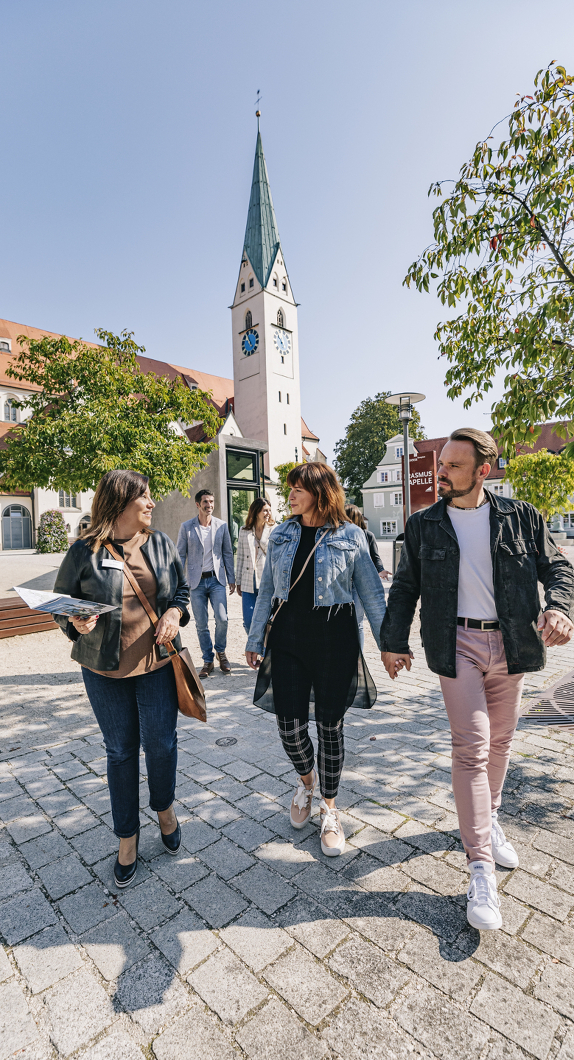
left=439, top=628, right=524, bottom=864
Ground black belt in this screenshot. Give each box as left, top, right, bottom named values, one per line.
left=201, top=571, right=214, bottom=578
left=458, top=617, right=500, bottom=631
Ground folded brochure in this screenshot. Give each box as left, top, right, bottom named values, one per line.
left=14, top=586, right=118, bottom=618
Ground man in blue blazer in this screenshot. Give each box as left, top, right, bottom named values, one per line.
left=177, top=490, right=236, bottom=678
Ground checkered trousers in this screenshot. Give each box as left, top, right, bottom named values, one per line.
left=276, top=716, right=344, bottom=799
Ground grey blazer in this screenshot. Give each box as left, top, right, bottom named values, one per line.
left=176, top=515, right=235, bottom=590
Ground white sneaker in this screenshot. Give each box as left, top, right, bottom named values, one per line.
left=491, top=813, right=519, bottom=869
left=467, top=861, right=502, bottom=930
left=319, top=800, right=345, bottom=857
left=290, top=770, right=317, bottom=829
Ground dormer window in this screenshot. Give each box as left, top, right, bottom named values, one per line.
left=241, top=282, right=245, bottom=293
left=273, top=276, right=278, bottom=287
left=277, top=309, right=284, bottom=327
left=282, top=281, right=287, bottom=291
left=245, top=310, right=252, bottom=330
left=249, top=277, right=254, bottom=289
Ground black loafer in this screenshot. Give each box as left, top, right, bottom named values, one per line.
left=113, top=828, right=140, bottom=888
left=161, top=820, right=181, bottom=855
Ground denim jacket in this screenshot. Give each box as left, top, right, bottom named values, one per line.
left=246, top=518, right=387, bottom=655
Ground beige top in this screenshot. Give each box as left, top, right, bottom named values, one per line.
left=89, top=531, right=171, bottom=679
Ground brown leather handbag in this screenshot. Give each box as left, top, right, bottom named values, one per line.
left=104, top=542, right=206, bottom=723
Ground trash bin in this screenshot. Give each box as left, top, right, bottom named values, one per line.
left=392, top=533, right=404, bottom=574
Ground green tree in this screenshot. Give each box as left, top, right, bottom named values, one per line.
left=274, top=461, right=299, bottom=518
left=36, top=510, right=69, bottom=553
left=333, top=393, right=425, bottom=506
left=0, top=330, right=222, bottom=497
left=404, top=62, right=574, bottom=454
left=504, top=449, right=574, bottom=522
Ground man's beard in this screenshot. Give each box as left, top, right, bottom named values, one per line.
left=437, top=478, right=477, bottom=502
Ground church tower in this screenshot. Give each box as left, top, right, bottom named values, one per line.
left=231, top=124, right=302, bottom=507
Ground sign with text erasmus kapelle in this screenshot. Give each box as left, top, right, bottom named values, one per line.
left=401, top=450, right=438, bottom=522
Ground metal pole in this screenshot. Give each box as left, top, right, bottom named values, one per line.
left=402, top=405, right=411, bottom=524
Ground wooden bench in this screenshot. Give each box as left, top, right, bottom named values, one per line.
left=0, top=597, right=58, bottom=639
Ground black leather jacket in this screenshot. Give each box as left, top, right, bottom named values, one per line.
left=53, top=531, right=190, bottom=672
left=380, top=494, right=574, bottom=678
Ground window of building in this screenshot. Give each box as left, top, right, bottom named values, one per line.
left=278, top=392, right=282, bottom=402
left=564, top=513, right=574, bottom=529
left=241, top=282, right=245, bottom=294
left=277, top=308, right=284, bottom=327
left=395, top=469, right=402, bottom=482
left=498, top=457, right=507, bottom=469
left=380, top=520, right=397, bottom=536
left=273, top=276, right=278, bottom=287
left=249, top=277, right=254, bottom=289
left=284, top=424, right=287, bottom=435
left=226, top=449, right=257, bottom=482
left=393, top=492, right=403, bottom=506
left=286, top=393, right=290, bottom=404
left=374, top=493, right=385, bottom=508
left=245, top=310, right=252, bottom=330
left=487, top=483, right=504, bottom=496
left=0, top=341, right=10, bottom=352
left=282, top=280, right=287, bottom=291
left=378, top=471, right=389, bottom=483
left=3, top=398, right=17, bottom=423
left=59, top=491, right=79, bottom=508
left=395, top=446, right=404, bottom=459
left=2, top=504, right=32, bottom=549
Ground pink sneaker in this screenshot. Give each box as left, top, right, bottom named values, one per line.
left=290, top=770, right=317, bottom=829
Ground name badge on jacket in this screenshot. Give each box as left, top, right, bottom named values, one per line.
left=101, top=558, right=124, bottom=570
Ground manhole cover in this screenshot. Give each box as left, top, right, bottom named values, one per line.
left=215, top=737, right=237, bottom=747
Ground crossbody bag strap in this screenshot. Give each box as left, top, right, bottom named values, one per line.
left=105, top=541, right=179, bottom=660
left=271, top=526, right=330, bottom=622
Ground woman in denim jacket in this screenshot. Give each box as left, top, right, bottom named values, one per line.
left=246, top=463, right=386, bottom=856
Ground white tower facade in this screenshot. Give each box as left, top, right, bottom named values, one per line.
left=231, top=129, right=302, bottom=511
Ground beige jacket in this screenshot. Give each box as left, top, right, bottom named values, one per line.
left=235, top=524, right=272, bottom=593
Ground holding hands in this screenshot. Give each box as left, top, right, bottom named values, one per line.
left=381, top=650, right=414, bottom=680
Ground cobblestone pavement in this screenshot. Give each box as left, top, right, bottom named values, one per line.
left=2, top=591, right=574, bottom=1060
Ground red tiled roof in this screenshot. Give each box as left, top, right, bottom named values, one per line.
left=301, top=417, right=319, bottom=441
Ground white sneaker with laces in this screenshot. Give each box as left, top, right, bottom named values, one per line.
left=319, top=800, right=345, bottom=856
left=467, top=861, right=502, bottom=930
left=290, top=770, right=317, bottom=829
left=491, top=813, right=519, bottom=869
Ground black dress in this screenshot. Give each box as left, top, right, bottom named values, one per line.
left=266, top=525, right=361, bottom=724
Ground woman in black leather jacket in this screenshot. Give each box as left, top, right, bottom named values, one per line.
left=54, top=470, right=190, bottom=889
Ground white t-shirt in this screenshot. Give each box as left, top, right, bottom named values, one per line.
left=447, top=501, right=497, bottom=621
left=199, top=523, right=214, bottom=573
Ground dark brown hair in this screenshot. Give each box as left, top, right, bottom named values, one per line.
left=287, top=462, right=349, bottom=529
left=449, top=428, right=499, bottom=469
left=244, top=496, right=274, bottom=532
left=81, top=470, right=150, bottom=552
left=345, top=504, right=367, bottom=531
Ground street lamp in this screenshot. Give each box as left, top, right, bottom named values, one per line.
left=384, top=392, right=425, bottom=524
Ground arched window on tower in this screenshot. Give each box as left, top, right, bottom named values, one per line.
left=245, top=310, right=252, bottom=330
left=4, top=398, right=17, bottom=423
left=277, top=309, right=284, bottom=328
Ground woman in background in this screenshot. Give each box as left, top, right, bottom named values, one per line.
left=235, top=497, right=274, bottom=634
left=345, top=504, right=390, bottom=648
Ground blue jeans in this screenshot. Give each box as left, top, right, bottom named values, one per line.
left=241, top=588, right=258, bottom=634
left=190, top=575, right=228, bottom=662
left=82, top=664, right=179, bottom=838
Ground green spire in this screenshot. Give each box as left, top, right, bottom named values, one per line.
left=243, top=131, right=281, bottom=289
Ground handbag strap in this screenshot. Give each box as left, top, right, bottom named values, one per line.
left=104, top=541, right=178, bottom=658
left=272, top=526, right=330, bottom=622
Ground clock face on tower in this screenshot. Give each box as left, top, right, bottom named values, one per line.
left=242, top=329, right=259, bottom=356
left=273, top=329, right=291, bottom=355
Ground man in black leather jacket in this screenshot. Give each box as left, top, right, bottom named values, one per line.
left=380, top=428, right=574, bottom=932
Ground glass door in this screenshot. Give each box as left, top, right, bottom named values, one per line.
left=228, top=487, right=258, bottom=554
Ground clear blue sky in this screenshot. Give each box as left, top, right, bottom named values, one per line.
left=2, top=1, right=574, bottom=460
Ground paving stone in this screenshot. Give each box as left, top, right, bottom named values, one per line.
left=194, top=797, right=242, bottom=828
left=235, top=792, right=279, bottom=821
left=277, top=895, right=350, bottom=958
left=152, top=1006, right=237, bottom=1060
left=472, top=928, right=541, bottom=987
left=548, top=860, right=574, bottom=895
left=188, top=947, right=268, bottom=1025
left=82, top=913, right=150, bottom=980
left=183, top=874, right=247, bottom=927
left=396, top=983, right=490, bottom=1060
left=179, top=816, right=220, bottom=853
left=150, top=908, right=218, bottom=973
left=256, top=839, right=315, bottom=878
left=76, top=1028, right=146, bottom=1059
left=264, top=810, right=315, bottom=841
left=0, top=888, right=57, bottom=944
left=558, top=1027, right=574, bottom=1060
left=219, top=907, right=291, bottom=972
left=401, top=853, right=466, bottom=896
left=263, top=944, right=348, bottom=1025
left=523, top=913, right=574, bottom=966
left=328, top=934, right=411, bottom=1006
left=81, top=789, right=112, bottom=815
left=91, top=851, right=151, bottom=889
left=51, top=760, right=89, bottom=781
left=149, top=849, right=209, bottom=891
left=184, top=764, right=225, bottom=784
left=323, top=996, right=429, bottom=1060
left=119, top=877, right=182, bottom=931
left=348, top=825, right=412, bottom=865
left=54, top=805, right=99, bottom=837
left=59, top=881, right=118, bottom=933
left=343, top=853, right=410, bottom=894
left=37, top=788, right=80, bottom=816
left=0, top=980, right=39, bottom=1060
left=0, top=861, right=34, bottom=900
left=115, top=953, right=192, bottom=1035
left=346, top=802, right=405, bottom=832
left=208, top=777, right=252, bottom=803
left=197, top=837, right=255, bottom=880
left=506, top=841, right=553, bottom=877
left=38, top=852, right=93, bottom=899
left=0, top=794, right=37, bottom=822
left=503, top=869, right=573, bottom=921
left=343, top=898, right=418, bottom=954
left=395, top=889, right=469, bottom=943
left=70, top=824, right=118, bottom=864
left=7, top=814, right=51, bottom=844
left=470, top=972, right=560, bottom=1060
left=237, top=997, right=328, bottom=1060
left=534, top=829, right=574, bottom=864
left=13, top=922, right=83, bottom=993
left=397, top=927, right=483, bottom=999
left=533, top=960, right=574, bottom=1019
left=19, top=829, right=73, bottom=869
left=222, top=816, right=275, bottom=851
left=223, top=760, right=262, bottom=782
left=43, top=967, right=116, bottom=1056
left=0, top=947, right=11, bottom=982
left=233, top=862, right=296, bottom=914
